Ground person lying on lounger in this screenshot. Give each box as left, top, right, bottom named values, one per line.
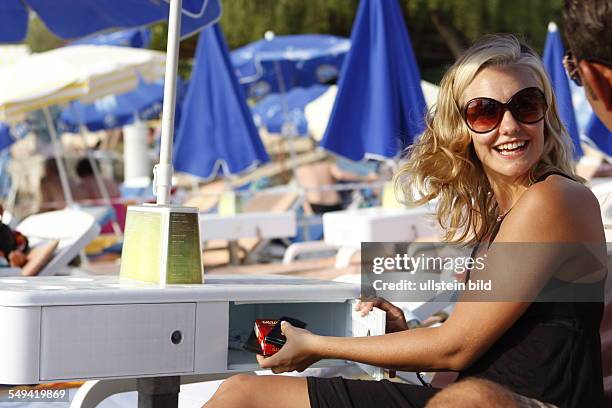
left=0, top=218, right=28, bottom=267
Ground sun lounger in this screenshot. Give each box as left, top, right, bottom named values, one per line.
left=0, top=209, right=100, bottom=277
left=200, top=191, right=300, bottom=265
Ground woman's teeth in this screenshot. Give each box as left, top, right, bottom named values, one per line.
left=495, top=141, right=527, bottom=155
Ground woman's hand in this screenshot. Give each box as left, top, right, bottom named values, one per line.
left=256, top=321, right=321, bottom=374
left=355, top=297, right=408, bottom=333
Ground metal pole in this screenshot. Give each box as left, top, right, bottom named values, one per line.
left=273, top=59, right=299, bottom=169
left=137, top=376, right=180, bottom=408
left=155, top=0, right=183, bottom=206
left=71, top=104, right=123, bottom=237
left=42, top=106, right=74, bottom=207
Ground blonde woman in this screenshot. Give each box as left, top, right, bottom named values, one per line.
left=202, top=35, right=606, bottom=408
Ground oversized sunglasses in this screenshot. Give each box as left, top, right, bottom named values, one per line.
left=463, top=87, right=548, bottom=134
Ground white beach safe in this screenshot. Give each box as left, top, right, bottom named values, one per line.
left=120, top=205, right=203, bottom=284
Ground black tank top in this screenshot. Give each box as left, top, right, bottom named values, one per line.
left=458, top=172, right=606, bottom=408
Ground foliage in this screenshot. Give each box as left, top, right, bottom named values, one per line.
left=215, top=0, right=564, bottom=83
left=23, top=1, right=566, bottom=84
left=25, top=16, right=65, bottom=52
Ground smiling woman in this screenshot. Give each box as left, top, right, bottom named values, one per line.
left=397, top=35, right=578, bottom=244
left=202, top=34, right=606, bottom=408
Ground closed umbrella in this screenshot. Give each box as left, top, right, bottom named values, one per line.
left=305, top=80, right=439, bottom=143
left=173, top=24, right=269, bottom=180
left=585, top=115, right=612, bottom=157
left=543, top=22, right=583, bottom=158
left=320, top=0, right=427, bottom=161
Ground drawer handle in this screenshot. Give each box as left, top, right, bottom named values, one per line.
left=171, top=330, right=183, bottom=345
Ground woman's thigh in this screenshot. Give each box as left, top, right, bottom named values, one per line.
left=204, top=374, right=310, bottom=408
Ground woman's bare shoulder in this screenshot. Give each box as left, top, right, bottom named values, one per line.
left=502, top=175, right=603, bottom=242
left=522, top=174, right=598, bottom=214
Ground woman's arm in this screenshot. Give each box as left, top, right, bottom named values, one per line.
left=259, top=177, right=605, bottom=373
left=259, top=300, right=530, bottom=373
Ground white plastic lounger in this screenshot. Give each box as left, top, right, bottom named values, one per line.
left=0, top=209, right=100, bottom=277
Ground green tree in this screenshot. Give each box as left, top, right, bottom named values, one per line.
left=151, top=0, right=565, bottom=83
left=25, top=16, right=65, bottom=52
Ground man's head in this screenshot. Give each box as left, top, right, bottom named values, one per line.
left=563, top=0, right=612, bottom=130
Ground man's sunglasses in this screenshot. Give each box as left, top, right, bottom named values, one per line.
left=563, top=51, right=582, bottom=86
left=563, top=50, right=612, bottom=87
left=463, top=87, right=548, bottom=134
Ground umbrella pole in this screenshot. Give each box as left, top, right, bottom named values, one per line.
left=42, top=106, right=74, bottom=207
left=272, top=60, right=298, bottom=178
left=71, top=104, right=123, bottom=237
left=155, top=0, right=183, bottom=206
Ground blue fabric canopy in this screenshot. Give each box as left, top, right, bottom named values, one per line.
left=543, top=22, right=583, bottom=158
left=0, top=124, right=15, bottom=151
left=71, top=27, right=152, bottom=48
left=252, top=85, right=329, bottom=136
left=0, top=122, right=29, bottom=150
left=320, top=0, right=427, bottom=161
left=231, top=34, right=350, bottom=98
left=0, top=0, right=221, bottom=42
left=60, top=78, right=185, bottom=132
left=173, top=24, right=269, bottom=180
left=585, top=115, right=612, bottom=156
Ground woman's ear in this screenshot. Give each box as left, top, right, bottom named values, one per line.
left=579, top=60, right=612, bottom=110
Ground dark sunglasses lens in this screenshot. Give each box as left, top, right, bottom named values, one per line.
left=509, top=89, right=547, bottom=124
left=465, top=99, right=502, bottom=132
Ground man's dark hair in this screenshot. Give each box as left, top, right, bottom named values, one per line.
left=563, top=0, right=612, bottom=63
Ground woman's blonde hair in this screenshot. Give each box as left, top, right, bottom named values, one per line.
left=395, top=34, right=579, bottom=244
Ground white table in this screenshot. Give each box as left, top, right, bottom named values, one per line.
left=0, top=274, right=384, bottom=407
left=200, top=211, right=297, bottom=263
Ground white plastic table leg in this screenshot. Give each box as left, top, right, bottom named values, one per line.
left=70, top=373, right=239, bottom=408
left=70, top=379, right=137, bottom=408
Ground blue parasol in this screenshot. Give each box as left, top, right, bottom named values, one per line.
left=0, top=0, right=221, bottom=42
left=252, top=85, right=329, bottom=136
left=70, top=27, right=152, bottom=48
left=173, top=24, right=269, bottom=180
left=231, top=34, right=350, bottom=99
left=60, top=78, right=185, bottom=132
left=542, top=22, right=583, bottom=158
left=0, top=0, right=223, bottom=205
left=319, top=0, right=427, bottom=161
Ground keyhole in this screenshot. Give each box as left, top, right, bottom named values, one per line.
left=171, top=330, right=182, bottom=344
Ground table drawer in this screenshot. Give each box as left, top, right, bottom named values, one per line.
left=40, top=303, right=196, bottom=380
